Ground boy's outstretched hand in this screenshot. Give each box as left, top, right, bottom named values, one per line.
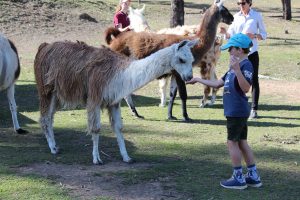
left=186, top=77, right=199, bottom=84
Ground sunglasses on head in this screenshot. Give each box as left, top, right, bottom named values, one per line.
left=237, top=2, right=246, bottom=6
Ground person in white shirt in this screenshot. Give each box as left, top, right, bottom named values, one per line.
left=220, top=0, right=267, bottom=119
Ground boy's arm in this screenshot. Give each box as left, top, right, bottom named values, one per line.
left=234, top=69, right=251, bottom=93
left=186, top=77, right=224, bottom=89
left=230, top=60, right=251, bottom=93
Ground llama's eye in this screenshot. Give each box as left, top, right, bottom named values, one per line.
left=179, top=58, right=185, bottom=64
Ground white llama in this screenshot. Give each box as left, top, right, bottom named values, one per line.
left=34, top=39, right=199, bottom=164
left=128, top=4, right=150, bottom=32
left=0, top=34, right=28, bottom=134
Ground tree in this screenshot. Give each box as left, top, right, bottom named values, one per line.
left=281, top=0, right=292, bottom=20
left=170, top=0, right=184, bottom=28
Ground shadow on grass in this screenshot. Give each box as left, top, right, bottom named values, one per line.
left=259, top=103, right=300, bottom=111
left=0, top=124, right=299, bottom=199
left=0, top=125, right=137, bottom=166
left=0, top=83, right=39, bottom=113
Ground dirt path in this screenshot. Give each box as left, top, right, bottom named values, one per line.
left=18, top=162, right=183, bottom=200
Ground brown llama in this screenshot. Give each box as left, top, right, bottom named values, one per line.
left=0, top=34, right=28, bottom=134
left=34, top=39, right=198, bottom=164
left=105, top=0, right=233, bottom=121
left=128, top=5, right=224, bottom=108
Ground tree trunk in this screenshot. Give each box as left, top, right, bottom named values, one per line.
left=170, top=0, right=184, bottom=28
left=281, top=0, right=292, bottom=20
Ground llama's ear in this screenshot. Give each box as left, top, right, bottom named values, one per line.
left=177, top=39, right=199, bottom=50
left=214, top=0, right=224, bottom=7
left=129, top=6, right=133, bottom=14
left=187, top=39, right=200, bottom=48
left=139, top=4, right=146, bottom=13
left=177, top=40, right=189, bottom=50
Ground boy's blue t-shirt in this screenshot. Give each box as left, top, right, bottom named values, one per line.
left=221, top=59, right=253, bottom=117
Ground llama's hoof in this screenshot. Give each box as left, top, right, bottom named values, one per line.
left=167, top=116, right=177, bottom=120
left=183, top=117, right=193, bottom=122
left=208, top=101, right=214, bottom=106
left=124, top=158, right=135, bottom=164
left=93, top=159, right=104, bottom=165
left=50, top=146, right=60, bottom=154
left=16, top=128, right=29, bottom=135
left=134, top=114, right=144, bottom=119
left=159, top=103, right=166, bottom=107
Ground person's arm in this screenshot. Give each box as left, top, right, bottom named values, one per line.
left=114, top=13, right=131, bottom=32
left=245, top=12, right=267, bottom=40
left=256, top=12, right=267, bottom=40
left=220, top=27, right=230, bottom=39
left=116, top=24, right=131, bottom=32
left=186, top=77, right=224, bottom=89
left=230, top=57, right=251, bottom=93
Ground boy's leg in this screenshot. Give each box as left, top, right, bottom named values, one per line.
left=220, top=140, right=247, bottom=189
left=239, top=140, right=262, bottom=187
left=239, top=140, right=255, bottom=166
left=227, top=140, right=243, bottom=167
left=220, top=117, right=247, bottom=190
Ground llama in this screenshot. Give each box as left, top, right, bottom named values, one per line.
left=34, top=39, right=199, bottom=164
left=129, top=5, right=197, bottom=36
left=156, top=25, right=199, bottom=36
left=105, top=0, right=233, bottom=121
left=160, top=36, right=223, bottom=108
left=128, top=4, right=223, bottom=108
left=128, top=5, right=150, bottom=32
left=0, top=34, right=28, bottom=134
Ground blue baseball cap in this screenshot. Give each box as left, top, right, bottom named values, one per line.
left=220, top=33, right=253, bottom=51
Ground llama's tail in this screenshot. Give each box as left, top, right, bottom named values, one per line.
left=104, top=27, right=121, bottom=45
left=8, top=39, right=21, bottom=80
left=34, top=42, right=49, bottom=75
left=34, top=42, right=51, bottom=97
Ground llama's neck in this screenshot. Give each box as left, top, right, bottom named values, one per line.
left=193, top=5, right=220, bottom=64
left=104, top=46, right=174, bottom=104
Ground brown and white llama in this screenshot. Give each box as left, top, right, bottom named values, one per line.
left=0, top=34, right=28, bottom=134
left=105, top=0, right=233, bottom=121
left=129, top=5, right=224, bottom=108
left=34, top=39, right=198, bottom=164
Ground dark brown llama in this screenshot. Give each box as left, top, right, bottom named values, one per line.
left=105, top=0, right=233, bottom=121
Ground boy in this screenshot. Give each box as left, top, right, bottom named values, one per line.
left=186, top=33, right=262, bottom=189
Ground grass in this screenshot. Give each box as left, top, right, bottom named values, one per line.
left=1, top=0, right=300, bottom=199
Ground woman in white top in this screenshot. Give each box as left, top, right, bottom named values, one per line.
left=220, top=0, right=267, bottom=119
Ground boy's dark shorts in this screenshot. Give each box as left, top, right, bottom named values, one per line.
left=226, top=117, right=248, bottom=141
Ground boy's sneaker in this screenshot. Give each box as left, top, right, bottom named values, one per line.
left=245, top=172, right=262, bottom=188
left=249, top=110, right=258, bottom=119
left=220, top=175, right=247, bottom=190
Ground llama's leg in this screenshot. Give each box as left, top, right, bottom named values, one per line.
left=124, top=95, right=144, bottom=119
left=158, top=77, right=169, bottom=107
left=174, top=72, right=191, bottom=121
left=40, top=93, right=59, bottom=154
left=6, top=85, right=28, bottom=134
left=108, top=104, right=132, bottom=163
left=200, top=85, right=211, bottom=108
left=86, top=105, right=102, bottom=164
left=167, top=75, right=177, bottom=120
left=210, top=70, right=218, bottom=106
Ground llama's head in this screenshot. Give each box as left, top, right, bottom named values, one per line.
left=171, top=39, right=199, bottom=81
left=214, top=0, right=234, bottom=25
left=128, top=5, right=150, bottom=32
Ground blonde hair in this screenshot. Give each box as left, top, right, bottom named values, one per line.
left=115, top=0, right=130, bottom=13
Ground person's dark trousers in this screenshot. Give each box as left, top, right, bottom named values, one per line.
left=248, top=51, right=259, bottom=111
